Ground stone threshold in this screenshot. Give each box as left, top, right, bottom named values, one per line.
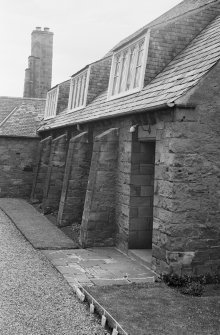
left=128, top=249, right=152, bottom=269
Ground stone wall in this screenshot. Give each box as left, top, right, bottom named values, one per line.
left=58, top=132, right=92, bottom=227
left=153, top=62, right=220, bottom=276
left=81, top=128, right=119, bottom=247
left=31, top=136, right=52, bottom=201
left=0, top=136, right=39, bottom=198
left=148, top=67, right=220, bottom=276
left=37, top=81, right=220, bottom=276
left=42, top=134, right=68, bottom=214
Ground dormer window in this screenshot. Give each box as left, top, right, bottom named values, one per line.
left=44, top=86, right=59, bottom=120
left=68, top=68, right=90, bottom=112
left=107, top=32, right=150, bottom=100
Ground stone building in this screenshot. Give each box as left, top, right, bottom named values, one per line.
left=0, top=96, right=45, bottom=197
left=0, top=27, right=51, bottom=198
left=23, top=27, right=53, bottom=99
left=29, top=0, right=220, bottom=276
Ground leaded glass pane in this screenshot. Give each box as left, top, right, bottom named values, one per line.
left=119, top=51, right=129, bottom=93
left=76, top=76, right=82, bottom=107
left=126, top=46, right=137, bottom=91
left=75, top=78, right=79, bottom=108
left=80, top=74, right=85, bottom=106
left=71, top=83, right=76, bottom=109
left=112, top=56, right=120, bottom=95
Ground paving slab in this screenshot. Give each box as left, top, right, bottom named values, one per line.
left=0, top=198, right=76, bottom=249
left=42, top=247, right=156, bottom=287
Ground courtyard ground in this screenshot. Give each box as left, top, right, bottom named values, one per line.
left=0, top=198, right=219, bottom=335
left=0, top=209, right=107, bottom=335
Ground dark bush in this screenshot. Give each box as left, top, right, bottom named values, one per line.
left=180, top=282, right=204, bottom=296
left=162, top=273, right=188, bottom=287
left=162, top=272, right=220, bottom=296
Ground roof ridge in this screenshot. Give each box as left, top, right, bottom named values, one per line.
left=0, top=96, right=46, bottom=101
left=146, top=0, right=219, bottom=29
left=108, top=0, right=220, bottom=54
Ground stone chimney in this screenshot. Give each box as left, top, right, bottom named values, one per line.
left=23, top=27, right=53, bottom=99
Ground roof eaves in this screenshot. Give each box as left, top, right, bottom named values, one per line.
left=38, top=101, right=195, bottom=132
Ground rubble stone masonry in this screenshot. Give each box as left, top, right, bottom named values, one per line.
left=0, top=137, right=39, bottom=198
left=151, top=62, right=220, bottom=275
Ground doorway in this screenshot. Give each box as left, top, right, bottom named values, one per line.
left=129, top=141, right=155, bottom=249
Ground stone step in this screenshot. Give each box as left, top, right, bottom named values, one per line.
left=128, top=249, right=152, bottom=269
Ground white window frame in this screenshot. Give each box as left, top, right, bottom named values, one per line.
left=68, top=67, right=90, bottom=113
left=44, top=86, right=59, bottom=120
left=107, top=30, right=150, bottom=101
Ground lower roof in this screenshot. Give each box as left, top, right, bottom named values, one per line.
left=0, top=97, right=45, bottom=137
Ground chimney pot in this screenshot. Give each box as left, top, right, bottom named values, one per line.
left=36, top=27, right=41, bottom=31
left=44, top=27, right=50, bottom=31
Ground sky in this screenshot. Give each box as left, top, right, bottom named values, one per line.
left=0, top=0, right=182, bottom=97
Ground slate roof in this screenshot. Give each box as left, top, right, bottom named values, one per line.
left=39, top=14, right=220, bottom=131
left=0, top=98, right=45, bottom=137
left=0, top=97, right=30, bottom=124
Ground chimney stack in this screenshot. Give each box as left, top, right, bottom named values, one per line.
left=23, top=27, right=53, bottom=98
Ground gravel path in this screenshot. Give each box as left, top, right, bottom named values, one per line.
left=0, top=210, right=108, bottom=335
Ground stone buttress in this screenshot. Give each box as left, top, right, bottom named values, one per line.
left=80, top=128, right=119, bottom=247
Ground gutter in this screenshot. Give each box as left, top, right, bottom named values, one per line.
left=38, top=101, right=196, bottom=133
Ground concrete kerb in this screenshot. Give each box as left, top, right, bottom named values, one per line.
left=71, top=282, right=129, bottom=335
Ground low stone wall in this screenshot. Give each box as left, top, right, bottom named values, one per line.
left=0, top=136, right=40, bottom=198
